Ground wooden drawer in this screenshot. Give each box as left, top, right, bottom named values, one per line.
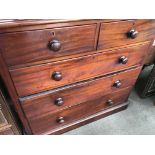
left=10, top=42, right=149, bottom=97
left=28, top=87, right=132, bottom=134
left=20, top=67, right=141, bottom=119
left=0, top=24, right=97, bottom=67
left=98, top=20, right=155, bottom=50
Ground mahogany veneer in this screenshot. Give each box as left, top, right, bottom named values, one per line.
left=10, top=42, right=149, bottom=96
left=0, top=19, right=154, bottom=134
left=0, top=24, right=97, bottom=66
left=20, top=67, right=141, bottom=119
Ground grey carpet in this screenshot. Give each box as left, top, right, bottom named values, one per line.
left=64, top=89, right=155, bottom=135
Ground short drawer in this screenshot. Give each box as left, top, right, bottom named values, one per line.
left=0, top=24, right=97, bottom=66
left=20, top=67, right=141, bottom=119
left=28, top=87, right=132, bottom=134
left=10, top=42, right=149, bottom=96
left=98, top=20, right=155, bottom=50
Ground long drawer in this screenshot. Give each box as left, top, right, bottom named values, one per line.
left=0, top=24, right=97, bottom=67
left=10, top=42, right=149, bottom=96
left=98, top=20, right=155, bottom=50
left=20, top=67, right=141, bottom=119
left=28, top=87, right=132, bottom=134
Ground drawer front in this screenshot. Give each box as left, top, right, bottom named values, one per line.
left=10, top=42, right=149, bottom=96
left=28, top=87, right=132, bottom=134
left=98, top=20, right=155, bottom=50
left=0, top=24, right=97, bottom=66
left=20, top=67, right=141, bottom=119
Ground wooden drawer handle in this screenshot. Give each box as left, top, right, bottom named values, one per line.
left=55, top=97, right=64, bottom=106
left=57, top=117, right=65, bottom=124
left=113, top=80, right=122, bottom=88
left=127, top=29, right=138, bottom=39
left=119, top=56, right=128, bottom=64
left=107, top=100, right=114, bottom=106
left=52, top=71, right=62, bottom=81
left=49, top=39, right=61, bottom=51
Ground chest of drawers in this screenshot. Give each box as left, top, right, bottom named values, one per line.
left=0, top=19, right=155, bottom=134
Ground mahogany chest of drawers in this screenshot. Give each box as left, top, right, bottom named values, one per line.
left=0, top=19, right=155, bottom=134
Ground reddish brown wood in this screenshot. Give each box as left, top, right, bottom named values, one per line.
left=48, top=102, right=128, bottom=135
left=0, top=19, right=154, bottom=135
left=10, top=42, right=150, bottom=97
left=20, top=67, right=141, bottom=119
left=98, top=20, right=155, bottom=50
left=0, top=20, right=126, bottom=34
left=0, top=24, right=97, bottom=67
left=28, top=87, right=132, bottom=134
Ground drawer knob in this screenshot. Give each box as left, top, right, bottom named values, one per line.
left=52, top=71, right=62, bottom=81
left=113, top=80, right=122, bottom=88
left=55, top=97, right=64, bottom=106
left=57, top=117, right=65, bottom=124
left=127, top=29, right=138, bottom=39
left=107, top=100, right=114, bottom=106
left=49, top=40, right=61, bottom=51
left=119, top=56, right=128, bottom=64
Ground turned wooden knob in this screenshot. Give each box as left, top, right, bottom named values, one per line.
left=49, top=39, right=61, bottom=51
left=107, top=100, right=114, bottom=106
left=57, top=117, right=65, bottom=124
left=52, top=71, right=62, bottom=81
left=119, top=56, right=128, bottom=64
left=113, top=80, right=122, bottom=88
left=127, top=29, right=138, bottom=39
left=55, top=98, right=64, bottom=106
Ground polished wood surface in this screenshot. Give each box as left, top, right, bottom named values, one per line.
left=0, top=20, right=120, bottom=29
left=20, top=67, right=141, bottom=119
left=29, top=87, right=132, bottom=134
left=0, top=24, right=96, bottom=66
left=0, top=20, right=124, bottom=33
left=0, top=19, right=154, bottom=134
left=10, top=42, right=150, bottom=97
left=98, top=20, right=155, bottom=50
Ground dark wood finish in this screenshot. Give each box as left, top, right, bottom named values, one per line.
left=54, top=98, right=64, bottom=106
left=106, top=100, right=114, bottom=106
left=48, top=102, right=128, bottom=135
left=10, top=42, right=150, bottom=97
left=0, top=19, right=154, bottom=135
left=20, top=67, right=141, bottom=119
left=49, top=39, right=61, bottom=51
left=28, top=87, right=132, bottom=134
left=52, top=71, right=62, bottom=81
left=119, top=56, right=128, bottom=64
left=0, top=20, right=125, bottom=34
left=127, top=29, right=139, bottom=39
left=98, top=20, right=155, bottom=50
left=113, top=80, right=122, bottom=88
left=0, top=24, right=97, bottom=66
left=57, top=117, right=65, bottom=124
